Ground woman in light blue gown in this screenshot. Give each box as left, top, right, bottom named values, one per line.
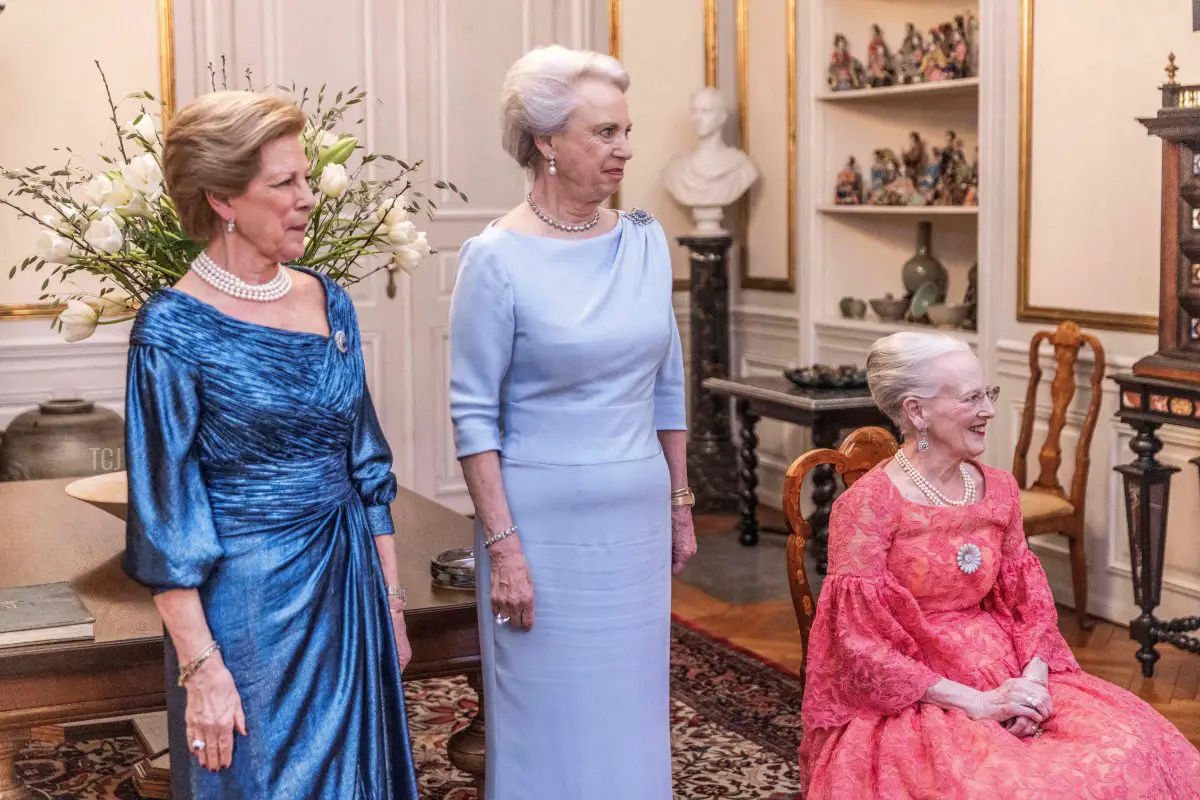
left=449, top=46, right=697, bottom=799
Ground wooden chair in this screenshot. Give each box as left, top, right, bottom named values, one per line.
left=782, top=426, right=899, bottom=675
left=1013, top=320, right=1106, bottom=632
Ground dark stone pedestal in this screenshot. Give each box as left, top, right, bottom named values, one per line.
left=679, top=234, right=738, bottom=514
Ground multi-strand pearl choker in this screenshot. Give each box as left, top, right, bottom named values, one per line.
left=894, top=448, right=976, bottom=507
left=191, top=251, right=293, bottom=302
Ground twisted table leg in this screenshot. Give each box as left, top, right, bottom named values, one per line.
left=736, top=400, right=761, bottom=546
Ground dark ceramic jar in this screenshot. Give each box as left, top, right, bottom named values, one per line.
left=0, top=399, right=125, bottom=482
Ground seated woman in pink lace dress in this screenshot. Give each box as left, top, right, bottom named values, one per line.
left=800, top=332, right=1200, bottom=799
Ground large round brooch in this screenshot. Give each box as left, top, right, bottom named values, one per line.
left=334, top=330, right=348, bottom=353
left=956, top=542, right=983, bottom=575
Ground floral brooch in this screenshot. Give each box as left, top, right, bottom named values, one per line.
left=625, top=208, right=656, bottom=226
left=956, top=542, right=983, bottom=575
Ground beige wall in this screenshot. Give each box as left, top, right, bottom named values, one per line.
left=0, top=0, right=162, bottom=308
left=618, top=0, right=705, bottom=282
left=1022, top=0, right=1191, bottom=320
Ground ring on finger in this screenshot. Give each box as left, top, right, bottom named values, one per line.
left=495, top=613, right=510, bottom=625
left=191, top=738, right=205, bottom=753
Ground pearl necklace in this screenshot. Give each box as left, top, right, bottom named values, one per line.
left=526, top=193, right=600, bottom=233
left=191, top=251, right=293, bottom=302
left=894, top=448, right=976, bottom=507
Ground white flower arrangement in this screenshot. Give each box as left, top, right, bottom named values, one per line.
left=1, top=62, right=466, bottom=341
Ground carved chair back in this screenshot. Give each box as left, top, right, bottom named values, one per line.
left=1011, top=320, right=1106, bottom=510
left=782, top=426, right=898, bottom=675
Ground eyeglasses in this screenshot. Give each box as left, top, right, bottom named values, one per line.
left=955, top=385, right=1000, bottom=409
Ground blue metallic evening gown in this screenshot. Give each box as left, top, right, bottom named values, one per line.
left=122, top=268, right=419, bottom=800
left=449, top=211, right=687, bottom=800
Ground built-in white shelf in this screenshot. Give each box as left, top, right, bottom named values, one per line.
left=818, top=77, right=980, bottom=104
left=817, top=204, right=978, bottom=217
left=816, top=317, right=979, bottom=345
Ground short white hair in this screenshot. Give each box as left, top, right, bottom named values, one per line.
left=866, top=332, right=972, bottom=429
left=499, top=45, right=630, bottom=170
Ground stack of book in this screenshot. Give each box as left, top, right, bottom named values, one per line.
left=0, top=581, right=94, bottom=648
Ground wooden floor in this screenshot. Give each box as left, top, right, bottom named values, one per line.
left=673, top=512, right=1200, bottom=748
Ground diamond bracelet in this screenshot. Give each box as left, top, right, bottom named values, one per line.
left=484, top=525, right=518, bottom=548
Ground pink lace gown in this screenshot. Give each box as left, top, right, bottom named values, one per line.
left=800, top=462, right=1200, bottom=799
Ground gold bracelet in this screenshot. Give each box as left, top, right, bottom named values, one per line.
left=177, top=641, right=221, bottom=687
left=671, top=490, right=696, bottom=507
left=670, top=486, right=692, bottom=497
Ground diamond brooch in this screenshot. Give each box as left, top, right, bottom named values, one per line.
left=956, top=542, right=983, bottom=575
left=334, top=330, right=348, bottom=353
left=625, top=208, right=655, bottom=226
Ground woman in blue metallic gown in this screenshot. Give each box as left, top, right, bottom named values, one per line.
left=122, top=91, right=418, bottom=799
left=449, top=46, right=698, bottom=800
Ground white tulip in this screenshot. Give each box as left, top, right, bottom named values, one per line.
left=103, top=177, right=134, bottom=210
left=373, top=195, right=410, bottom=227
left=409, top=230, right=432, bottom=257
left=35, top=230, right=74, bottom=264
left=391, top=245, right=423, bottom=274
left=121, top=154, right=163, bottom=201
left=318, top=130, right=339, bottom=150
left=82, top=175, right=113, bottom=208
left=125, top=114, right=158, bottom=147
left=58, top=300, right=99, bottom=343
left=385, top=220, right=417, bottom=247
left=318, top=163, right=350, bottom=198
left=84, top=215, right=123, bottom=254
left=117, top=191, right=153, bottom=218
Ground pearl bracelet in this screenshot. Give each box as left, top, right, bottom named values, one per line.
left=484, top=525, right=518, bottom=548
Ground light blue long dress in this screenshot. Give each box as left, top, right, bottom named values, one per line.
left=449, top=210, right=686, bottom=800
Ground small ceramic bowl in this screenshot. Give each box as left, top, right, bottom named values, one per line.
left=869, top=296, right=908, bottom=321
left=926, top=302, right=971, bottom=329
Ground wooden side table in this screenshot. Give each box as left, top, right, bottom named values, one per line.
left=1112, top=374, right=1200, bottom=676
left=702, top=376, right=894, bottom=571
left=0, top=479, right=483, bottom=799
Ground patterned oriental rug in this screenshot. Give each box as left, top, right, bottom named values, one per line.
left=14, top=619, right=804, bottom=800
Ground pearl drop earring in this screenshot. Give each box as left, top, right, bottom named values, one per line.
left=227, top=218, right=236, bottom=234
left=547, top=155, right=557, bottom=176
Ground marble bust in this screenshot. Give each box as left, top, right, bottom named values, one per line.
left=662, top=87, right=759, bottom=236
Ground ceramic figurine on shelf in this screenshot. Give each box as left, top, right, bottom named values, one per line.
left=867, top=148, right=901, bottom=205
left=866, top=24, right=897, bottom=88
left=834, top=155, right=865, bottom=205
left=963, top=262, right=978, bottom=331
left=947, top=19, right=970, bottom=79
left=898, top=23, right=926, bottom=84
left=902, top=131, right=926, bottom=182
left=961, top=145, right=979, bottom=206
left=966, top=12, right=981, bottom=78
left=828, top=34, right=866, bottom=91
left=919, top=148, right=942, bottom=205
left=887, top=166, right=919, bottom=206
left=921, top=27, right=949, bottom=82
left=932, top=131, right=968, bottom=205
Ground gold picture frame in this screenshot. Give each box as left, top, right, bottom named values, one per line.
left=735, top=0, right=796, bottom=293
left=1017, top=0, right=1156, bottom=333
left=0, top=0, right=177, bottom=321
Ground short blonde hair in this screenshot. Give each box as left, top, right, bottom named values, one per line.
left=163, top=91, right=307, bottom=239
left=499, top=45, right=630, bottom=170
left=866, top=331, right=972, bottom=430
